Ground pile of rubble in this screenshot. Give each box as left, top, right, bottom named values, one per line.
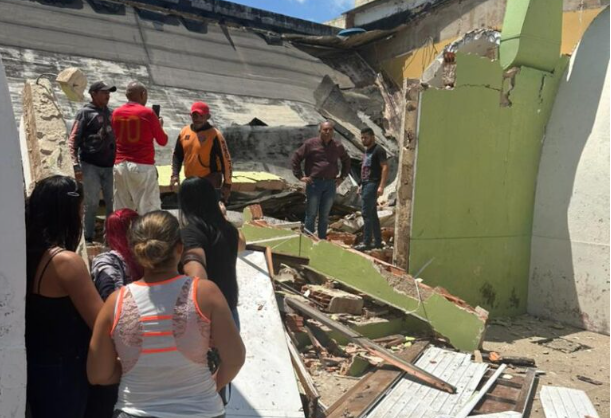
left=238, top=204, right=554, bottom=418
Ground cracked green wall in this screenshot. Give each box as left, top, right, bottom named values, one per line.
left=409, top=53, right=569, bottom=316
left=242, top=223, right=487, bottom=351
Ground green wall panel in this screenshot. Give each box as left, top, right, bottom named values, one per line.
left=409, top=53, right=569, bottom=316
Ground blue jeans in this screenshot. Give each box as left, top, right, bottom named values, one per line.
left=304, top=178, right=336, bottom=239
left=231, top=307, right=241, bottom=331
left=82, top=161, right=113, bottom=241
left=361, top=181, right=382, bottom=246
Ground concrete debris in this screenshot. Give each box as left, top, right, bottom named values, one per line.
left=302, top=285, right=364, bottom=315
left=242, top=209, right=489, bottom=352
left=330, top=213, right=364, bottom=234
left=55, top=67, right=87, bottom=102
left=422, top=29, right=501, bottom=89
left=21, top=79, right=73, bottom=182
left=532, top=336, right=591, bottom=353
left=326, top=232, right=357, bottom=246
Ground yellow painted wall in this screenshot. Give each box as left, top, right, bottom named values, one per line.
left=380, top=8, right=605, bottom=85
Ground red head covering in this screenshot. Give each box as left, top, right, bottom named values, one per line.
left=190, top=102, right=210, bottom=116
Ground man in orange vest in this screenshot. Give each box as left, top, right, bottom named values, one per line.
left=170, top=102, right=232, bottom=202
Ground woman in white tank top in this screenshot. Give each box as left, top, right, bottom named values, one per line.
left=88, top=211, right=245, bottom=418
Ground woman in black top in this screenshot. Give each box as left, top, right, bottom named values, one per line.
left=178, top=177, right=245, bottom=328
left=26, top=175, right=103, bottom=418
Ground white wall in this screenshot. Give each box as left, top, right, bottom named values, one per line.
left=529, top=8, right=610, bottom=334
left=0, top=56, right=27, bottom=417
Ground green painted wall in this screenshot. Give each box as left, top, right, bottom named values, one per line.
left=409, top=53, right=569, bottom=316
left=500, top=0, right=563, bottom=71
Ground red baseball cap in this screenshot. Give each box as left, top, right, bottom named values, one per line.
left=191, top=102, right=210, bottom=116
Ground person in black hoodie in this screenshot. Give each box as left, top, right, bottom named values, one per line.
left=68, top=81, right=117, bottom=242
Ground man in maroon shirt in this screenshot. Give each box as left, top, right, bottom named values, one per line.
left=111, top=81, right=168, bottom=214
left=291, top=120, right=351, bottom=239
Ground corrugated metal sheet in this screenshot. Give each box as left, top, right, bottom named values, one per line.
left=540, top=386, right=600, bottom=418
left=227, top=251, right=304, bottom=418
left=365, top=346, right=488, bottom=418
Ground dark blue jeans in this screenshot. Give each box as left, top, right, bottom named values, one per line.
left=304, top=178, right=336, bottom=239
left=82, top=161, right=113, bottom=241
left=361, top=181, right=382, bottom=247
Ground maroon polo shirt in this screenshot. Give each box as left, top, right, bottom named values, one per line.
left=291, top=136, right=351, bottom=180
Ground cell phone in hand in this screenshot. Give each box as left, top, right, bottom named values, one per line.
left=152, top=104, right=161, bottom=117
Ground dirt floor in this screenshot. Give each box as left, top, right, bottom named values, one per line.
left=311, top=314, right=610, bottom=416
left=485, top=314, right=610, bottom=417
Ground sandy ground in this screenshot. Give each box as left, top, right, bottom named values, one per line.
left=485, top=314, right=610, bottom=417
left=311, top=314, right=610, bottom=417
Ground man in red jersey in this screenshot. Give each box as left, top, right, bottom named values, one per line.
left=111, top=81, right=168, bottom=214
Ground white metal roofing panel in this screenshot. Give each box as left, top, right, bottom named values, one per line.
left=227, top=251, right=304, bottom=418
left=540, top=386, right=600, bottom=418
left=366, top=346, right=488, bottom=418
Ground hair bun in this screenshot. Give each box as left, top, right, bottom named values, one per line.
left=129, top=211, right=181, bottom=270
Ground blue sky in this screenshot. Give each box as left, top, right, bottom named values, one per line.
left=231, top=0, right=354, bottom=24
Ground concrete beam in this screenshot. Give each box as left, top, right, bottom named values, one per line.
left=392, top=79, right=422, bottom=270
left=22, top=79, right=73, bottom=181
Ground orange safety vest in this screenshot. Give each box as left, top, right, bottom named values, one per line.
left=177, top=125, right=232, bottom=187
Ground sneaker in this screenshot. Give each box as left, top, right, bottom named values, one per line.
left=372, top=242, right=384, bottom=249
left=354, top=243, right=372, bottom=252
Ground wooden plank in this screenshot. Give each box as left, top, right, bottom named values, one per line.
left=513, top=369, right=536, bottom=414
left=285, top=297, right=456, bottom=394
left=285, top=332, right=320, bottom=417
left=472, top=368, right=535, bottom=416
left=326, top=341, right=429, bottom=418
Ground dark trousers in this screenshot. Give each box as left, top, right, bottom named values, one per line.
left=361, top=181, right=382, bottom=246
left=85, top=384, right=118, bottom=418
left=27, top=357, right=89, bottom=418
left=304, top=178, right=336, bottom=239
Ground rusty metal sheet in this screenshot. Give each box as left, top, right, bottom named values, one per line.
left=365, top=346, right=488, bottom=418
left=540, top=386, right=600, bottom=418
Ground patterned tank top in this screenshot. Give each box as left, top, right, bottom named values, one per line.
left=111, top=275, right=224, bottom=418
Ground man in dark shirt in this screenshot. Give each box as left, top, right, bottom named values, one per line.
left=68, top=81, right=117, bottom=242
left=291, top=120, right=351, bottom=239
left=355, top=127, right=388, bottom=251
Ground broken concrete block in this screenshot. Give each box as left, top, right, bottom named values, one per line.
left=342, top=354, right=370, bottom=377
left=275, top=265, right=302, bottom=286
left=55, top=67, right=87, bottom=102
left=326, top=232, right=356, bottom=246
left=303, top=285, right=364, bottom=315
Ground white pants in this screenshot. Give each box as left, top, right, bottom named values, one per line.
left=113, top=161, right=161, bottom=215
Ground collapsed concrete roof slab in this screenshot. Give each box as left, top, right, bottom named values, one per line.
left=241, top=216, right=488, bottom=352
left=0, top=0, right=364, bottom=170
left=0, top=0, right=352, bottom=102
